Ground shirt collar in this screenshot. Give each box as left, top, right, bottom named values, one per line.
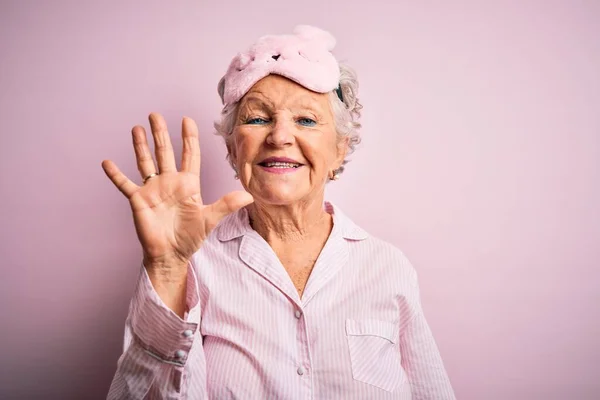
left=216, top=201, right=369, bottom=242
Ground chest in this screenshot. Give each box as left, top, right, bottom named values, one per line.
left=198, top=257, right=411, bottom=399
left=276, top=247, right=320, bottom=297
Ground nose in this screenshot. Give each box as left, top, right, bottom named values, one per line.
left=266, top=119, right=294, bottom=147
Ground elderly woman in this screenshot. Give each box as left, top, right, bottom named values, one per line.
left=103, top=26, right=455, bottom=399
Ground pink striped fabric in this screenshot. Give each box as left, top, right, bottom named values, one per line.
left=107, top=203, right=455, bottom=399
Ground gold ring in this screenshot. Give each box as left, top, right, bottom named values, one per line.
left=143, top=172, right=159, bottom=184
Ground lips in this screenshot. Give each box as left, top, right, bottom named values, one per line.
left=258, top=157, right=303, bottom=168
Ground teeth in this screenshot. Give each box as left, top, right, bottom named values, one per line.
left=264, top=162, right=300, bottom=168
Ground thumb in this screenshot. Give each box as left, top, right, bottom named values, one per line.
left=207, top=190, right=254, bottom=226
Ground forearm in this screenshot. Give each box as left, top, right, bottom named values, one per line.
left=108, top=262, right=204, bottom=399
left=144, top=257, right=189, bottom=319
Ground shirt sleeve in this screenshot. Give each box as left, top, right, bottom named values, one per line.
left=107, top=260, right=207, bottom=399
left=399, top=269, right=456, bottom=400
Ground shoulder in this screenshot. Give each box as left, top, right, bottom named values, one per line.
left=332, top=202, right=418, bottom=283
left=350, top=233, right=418, bottom=285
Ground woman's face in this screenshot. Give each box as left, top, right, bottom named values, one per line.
left=230, top=75, right=346, bottom=206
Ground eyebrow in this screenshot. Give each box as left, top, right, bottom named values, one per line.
left=239, top=96, right=274, bottom=110
left=295, top=98, right=322, bottom=110
left=240, top=94, right=323, bottom=112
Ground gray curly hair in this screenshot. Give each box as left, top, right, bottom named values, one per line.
left=214, top=63, right=362, bottom=176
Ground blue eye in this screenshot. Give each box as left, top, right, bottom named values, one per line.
left=297, top=118, right=316, bottom=127
left=246, top=117, right=269, bottom=125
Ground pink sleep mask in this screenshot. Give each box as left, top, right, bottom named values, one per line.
left=218, top=25, right=341, bottom=107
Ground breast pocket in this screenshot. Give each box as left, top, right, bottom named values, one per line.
left=345, top=319, right=406, bottom=392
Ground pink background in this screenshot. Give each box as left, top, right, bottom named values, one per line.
left=1, top=1, right=599, bottom=399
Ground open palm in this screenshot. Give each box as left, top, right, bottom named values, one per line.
left=102, top=113, right=253, bottom=267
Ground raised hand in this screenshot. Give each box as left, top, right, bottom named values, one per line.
left=102, top=113, right=253, bottom=272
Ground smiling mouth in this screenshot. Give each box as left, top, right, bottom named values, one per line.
left=259, top=161, right=302, bottom=169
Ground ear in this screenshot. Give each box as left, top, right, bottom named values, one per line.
left=225, top=133, right=238, bottom=167
left=334, top=135, right=349, bottom=169
left=217, top=77, right=226, bottom=105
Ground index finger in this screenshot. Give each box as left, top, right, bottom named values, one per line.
left=180, top=116, right=201, bottom=175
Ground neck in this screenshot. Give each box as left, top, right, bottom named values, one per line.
left=248, top=197, right=332, bottom=243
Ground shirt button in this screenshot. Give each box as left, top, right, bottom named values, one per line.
left=294, top=310, right=302, bottom=319
left=175, top=350, right=187, bottom=359
left=297, top=366, right=305, bottom=375
left=183, top=329, right=193, bottom=338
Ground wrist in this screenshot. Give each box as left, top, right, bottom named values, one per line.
left=143, top=253, right=189, bottom=272
left=144, top=259, right=189, bottom=319
left=144, top=255, right=189, bottom=291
